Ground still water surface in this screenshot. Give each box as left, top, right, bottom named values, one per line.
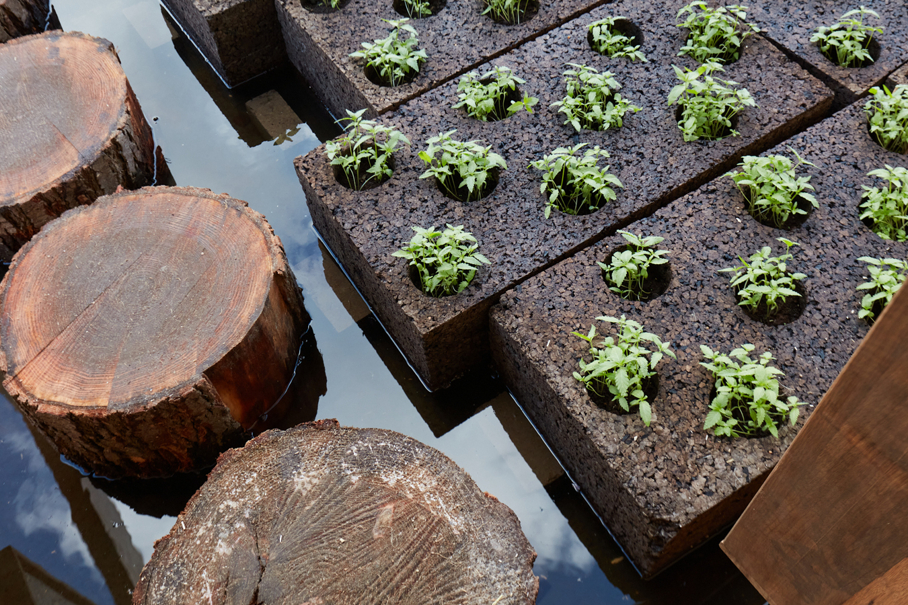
left=0, top=2, right=768, bottom=603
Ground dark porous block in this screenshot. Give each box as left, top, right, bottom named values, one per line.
left=747, top=0, right=908, bottom=105
left=162, top=0, right=285, bottom=86
left=274, top=0, right=613, bottom=118
left=488, top=100, right=908, bottom=577
left=886, top=60, right=908, bottom=88
left=297, top=0, right=832, bottom=390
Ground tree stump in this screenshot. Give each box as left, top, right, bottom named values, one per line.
left=0, top=186, right=311, bottom=479
left=0, top=0, right=50, bottom=42
left=133, top=420, right=539, bottom=605
left=0, top=31, right=164, bottom=260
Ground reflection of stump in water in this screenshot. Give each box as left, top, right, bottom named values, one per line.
left=0, top=31, right=166, bottom=260
left=0, top=186, right=313, bottom=479
left=134, top=420, right=539, bottom=605
left=0, top=0, right=52, bottom=41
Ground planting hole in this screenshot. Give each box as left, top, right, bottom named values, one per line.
left=331, top=150, right=396, bottom=191
left=407, top=263, right=483, bottom=297
left=820, top=35, right=881, bottom=68
left=586, top=18, right=644, bottom=55
left=586, top=373, right=659, bottom=416
left=364, top=63, right=420, bottom=87
left=300, top=0, right=352, bottom=13
left=392, top=0, right=447, bottom=18
left=674, top=105, right=738, bottom=140
left=434, top=168, right=500, bottom=202
left=547, top=168, right=609, bottom=216
left=706, top=385, right=779, bottom=439
left=864, top=118, right=908, bottom=155
left=600, top=244, right=672, bottom=302
left=734, top=278, right=807, bottom=326
left=744, top=188, right=815, bottom=230
left=481, top=0, right=539, bottom=26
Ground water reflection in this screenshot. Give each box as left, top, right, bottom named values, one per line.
left=0, top=1, right=770, bottom=604
left=0, top=545, right=97, bottom=605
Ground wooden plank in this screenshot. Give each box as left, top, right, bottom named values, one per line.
left=722, top=283, right=908, bottom=604
left=843, top=557, right=908, bottom=605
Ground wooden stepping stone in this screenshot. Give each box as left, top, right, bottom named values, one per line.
left=0, top=0, right=51, bottom=42
left=133, top=420, right=539, bottom=605
left=0, top=186, right=310, bottom=479
left=0, top=30, right=162, bottom=260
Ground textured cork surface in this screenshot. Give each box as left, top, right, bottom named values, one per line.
left=747, top=0, right=908, bottom=104
left=274, top=0, right=612, bottom=118
left=298, top=0, right=833, bottom=389
left=488, top=100, right=908, bottom=577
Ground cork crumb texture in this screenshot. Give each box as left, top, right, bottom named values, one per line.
left=133, top=420, right=539, bottom=605
left=297, top=0, right=833, bottom=389
left=0, top=186, right=312, bottom=479
left=747, top=0, right=908, bottom=104
left=488, top=100, right=908, bottom=577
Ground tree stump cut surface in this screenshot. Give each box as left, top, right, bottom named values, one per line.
left=0, top=31, right=159, bottom=259
left=0, top=0, right=50, bottom=42
left=133, top=420, right=539, bottom=605
left=0, top=186, right=310, bottom=478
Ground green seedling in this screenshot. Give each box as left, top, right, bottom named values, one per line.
left=588, top=16, right=647, bottom=62
left=529, top=143, right=622, bottom=218
left=811, top=6, right=882, bottom=68
left=349, top=18, right=426, bottom=86
left=701, top=344, right=804, bottom=438
left=864, top=85, right=908, bottom=154
left=453, top=65, right=538, bottom=122
left=857, top=256, right=907, bottom=321
left=668, top=62, right=756, bottom=142
left=599, top=231, right=670, bottom=300
left=720, top=238, right=805, bottom=318
left=418, top=130, right=507, bottom=202
left=481, top=0, right=533, bottom=25
left=551, top=63, right=640, bottom=132
left=725, top=148, right=818, bottom=228
left=860, top=165, right=908, bottom=241
left=676, top=2, right=758, bottom=64
left=573, top=315, right=676, bottom=426
left=392, top=224, right=490, bottom=296
left=325, top=109, right=410, bottom=190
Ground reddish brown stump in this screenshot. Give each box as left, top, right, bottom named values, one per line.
left=133, top=420, right=539, bottom=605
left=0, top=186, right=310, bottom=479
left=0, top=0, right=50, bottom=42
left=0, top=31, right=164, bottom=260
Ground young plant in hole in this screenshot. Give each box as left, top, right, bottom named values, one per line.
left=588, top=16, right=647, bottom=62
left=857, top=256, right=907, bottom=322
left=720, top=238, right=806, bottom=318
left=864, top=85, right=908, bottom=154
left=418, top=130, right=507, bottom=202
left=572, top=315, right=676, bottom=426
left=529, top=144, right=623, bottom=218
left=725, top=147, right=818, bottom=228
left=701, top=344, right=803, bottom=438
left=668, top=61, right=756, bottom=142
left=599, top=231, right=670, bottom=300
left=481, top=0, right=532, bottom=25
left=551, top=64, right=640, bottom=132
left=676, top=2, right=758, bottom=64
left=391, top=224, right=490, bottom=297
left=452, top=65, right=538, bottom=122
left=811, top=7, right=882, bottom=68
left=308, top=0, right=340, bottom=7
left=349, top=19, right=426, bottom=86
left=860, top=165, right=908, bottom=241
left=325, top=109, right=410, bottom=190
left=400, top=0, right=431, bottom=18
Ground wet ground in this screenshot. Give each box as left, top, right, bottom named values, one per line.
left=0, top=1, right=767, bottom=603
